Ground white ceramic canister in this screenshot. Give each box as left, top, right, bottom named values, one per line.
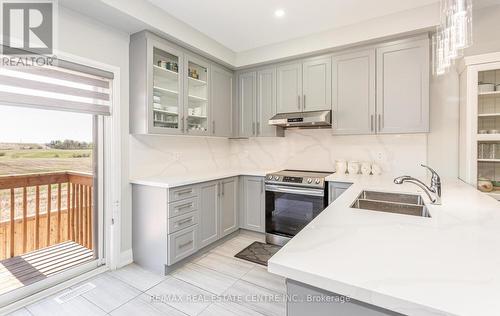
left=371, top=163, right=382, bottom=175
left=361, top=162, right=372, bottom=175
left=348, top=161, right=360, bottom=175
left=335, top=160, right=347, bottom=174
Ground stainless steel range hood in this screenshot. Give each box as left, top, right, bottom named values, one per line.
left=268, top=110, right=331, bottom=128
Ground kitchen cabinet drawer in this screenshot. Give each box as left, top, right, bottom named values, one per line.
left=167, top=225, right=198, bottom=265
left=168, top=197, right=198, bottom=218
left=168, top=211, right=199, bottom=234
left=169, top=185, right=199, bottom=202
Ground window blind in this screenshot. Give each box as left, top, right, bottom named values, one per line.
left=0, top=58, right=113, bottom=115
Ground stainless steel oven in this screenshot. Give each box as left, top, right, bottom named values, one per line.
left=265, top=170, right=331, bottom=246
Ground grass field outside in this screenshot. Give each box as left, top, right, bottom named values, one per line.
left=0, top=143, right=92, bottom=175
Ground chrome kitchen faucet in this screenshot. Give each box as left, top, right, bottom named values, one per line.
left=394, top=164, right=442, bottom=205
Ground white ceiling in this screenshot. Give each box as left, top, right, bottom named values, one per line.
left=146, top=0, right=439, bottom=52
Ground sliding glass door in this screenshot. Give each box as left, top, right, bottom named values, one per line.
left=0, top=59, right=113, bottom=305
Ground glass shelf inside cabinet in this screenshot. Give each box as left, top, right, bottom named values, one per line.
left=187, top=61, right=208, bottom=132
left=478, top=69, right=500, bottom=137
left=153, top=47, right=180, bottom=129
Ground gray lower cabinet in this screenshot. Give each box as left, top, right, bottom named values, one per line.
left=132, top=176, right=240, bottom=274
left=240, top=176, right=265, bottom=232
left=220, top=177, right=239, bottom=237
left=167, top=225, right=198, bottom=265
left=328, top=182, right=352, bottom=204
left=199, top=181, right=219, bottom=248
left=287, top=279, right=403, bottom=316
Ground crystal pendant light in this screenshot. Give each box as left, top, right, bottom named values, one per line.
left=433, top=0, right=473, bottom=76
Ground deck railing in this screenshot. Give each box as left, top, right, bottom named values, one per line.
left=0, top=171, right=94, bottom=260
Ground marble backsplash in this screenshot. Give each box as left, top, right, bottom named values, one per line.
left=130, top=129, right=428, bottom=179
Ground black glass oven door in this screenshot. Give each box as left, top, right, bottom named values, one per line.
left=265, top=185, right=326, bottom=238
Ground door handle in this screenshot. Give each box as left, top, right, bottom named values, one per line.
left=252, top=122, right=256, bottom=136
left=303, top=95, right=306, bottom=110
left=370, top=115, right=374, bottom=132
left=256, top=121, right=260, bottom=136
left=212, top=121, right=215, bottom=134
left=297, top=95, right=300, bottom=110
left=378, top=114, right=382, bottom=131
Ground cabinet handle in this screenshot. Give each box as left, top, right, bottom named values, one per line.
left=378, top=114, right=382, bottom=131
left=176, top=202, right=193, bottom=210
left=180, top=116, right=184, bottom=132
left=178, top=240, right=193, bottom=249
left=297, top=95, right=301, bottom=110
left=252, top=122, right=256, bottom=136
left=176, top=218, right=193, bottom=227
left=370, top=115, right=374, bottom=132
left=222, top=182, right=225, bottom=196
left=176, top=188, right=192, bottom=196
left=303, top=95, right=306, bottom=110
left=212, top=121, right=215, bottom=134
left=261, top=179, right=264, bottom=194
left=256, top=121, right=260, bottom=136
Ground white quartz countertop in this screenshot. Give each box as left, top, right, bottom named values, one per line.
left=268, top=173, right=500, bottom=316
left=129, top=169, right=270, bottom=188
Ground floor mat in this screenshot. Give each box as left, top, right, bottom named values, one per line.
left=234, top=241, right=282, bottom=266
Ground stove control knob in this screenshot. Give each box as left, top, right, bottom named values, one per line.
left=267, top=175, right=273, bottom=180
left=274, top=176, right=280, bottom=181
left=307, top=178, right=312, bottom=184
left=315, top=178, right=321, bottom=184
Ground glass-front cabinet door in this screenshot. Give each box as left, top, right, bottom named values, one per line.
left=184, top=55, right=210, bottom=135
left=150, top=42, right=184, bottom=134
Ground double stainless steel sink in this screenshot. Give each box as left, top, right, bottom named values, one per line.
left=351, top=190, right=431, bottom=218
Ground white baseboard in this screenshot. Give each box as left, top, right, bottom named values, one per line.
left=118, top=249, right=133, bottom=268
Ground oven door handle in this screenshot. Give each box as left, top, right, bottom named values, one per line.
left=265, top=184, right=324, bottom=197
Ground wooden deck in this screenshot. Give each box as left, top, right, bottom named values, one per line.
left=0, top=171, right=94, bottom=260
left=0, top=241, right=94, bottom=295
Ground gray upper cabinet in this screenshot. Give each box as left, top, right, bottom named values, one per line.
left=238, top=71, right=257, bottom=137
left=184, top=54, right=210, bottom=136
left=219, top=177, right=239, bottom=237
left=211, top=65, right=233, bottom=137
left=332, top=49, right=376, bottom=135
left=240, top=176, right=265, bottom=233
left=130, top=31, right=235, bottom=137
left=257, top=68, right=281, bottom=137
left=376, top=38, right=430, bottom=134
left=130, top=32, right=185, bottom=135
left=198, top=181, right=219, bottom=248
left=302, top=57, right=332, bottom=112
left=277, top=63, right=303, bottom=114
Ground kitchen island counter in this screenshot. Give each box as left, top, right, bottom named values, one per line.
left=268, top=173, right=500, bottom=316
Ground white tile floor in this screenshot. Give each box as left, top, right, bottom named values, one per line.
left=8, top=231, right=286, bottom=316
